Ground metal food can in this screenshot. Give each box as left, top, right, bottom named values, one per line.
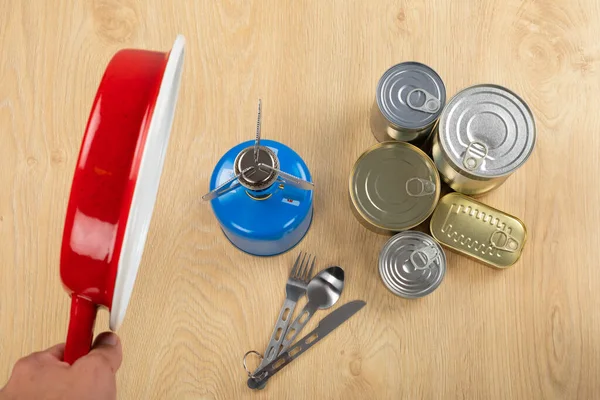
left=349, top=142, right=440, bottom=234
left=430, top=193, right=527, bottom=268
left=370, top=62, right=446, bottom=146
left=379, top=231, right=446, bottom=299
left=432, top=84, right=536, bottom=195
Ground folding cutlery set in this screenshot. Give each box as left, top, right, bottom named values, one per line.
left=243, top=253, right=366, bottom=389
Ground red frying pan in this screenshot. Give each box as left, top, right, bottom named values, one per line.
left=60, top=35, right=185, bottom=364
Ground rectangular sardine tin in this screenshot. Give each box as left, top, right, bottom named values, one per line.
left=430, top=193, right=527, bottom=268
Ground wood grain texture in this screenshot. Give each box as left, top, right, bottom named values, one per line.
left=1, top=0, right=599, bottom=398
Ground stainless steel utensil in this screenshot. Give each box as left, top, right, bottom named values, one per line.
left=278, top=266, right=344, bottom=354
left=247, top=300, right=366, bottom=389
left=256, top=252, right=315, bottom=371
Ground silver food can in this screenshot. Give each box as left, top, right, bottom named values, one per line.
left=432, top=84, right=536, bottom=195
left=379, top=231, right=446, bottom=299
left=370, top=62, right=446, bottom=146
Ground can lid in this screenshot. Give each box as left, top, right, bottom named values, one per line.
left=439, top=84, right=536, bottom=177
left=379, top=231, right=446, bottom=298
left=376, top=62, right=446, bottom=130
left=430, top=193, right=527, bottom=268
left=350, top=142, right=440, bottom=232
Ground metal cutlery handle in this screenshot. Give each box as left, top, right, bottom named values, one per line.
left=257, top=163, right=314, bottom=191
left=278, top=302, right=319, bottom=354
left=202, top=167, right=254, bottom=201
left=256, top=298, right=298, bottom=371
left=248, top=333, right=319, bottom=389
left=247, top=300, right=367, bottom=389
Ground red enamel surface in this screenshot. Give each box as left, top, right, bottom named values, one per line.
left=60, top=47, right=169, bottom=362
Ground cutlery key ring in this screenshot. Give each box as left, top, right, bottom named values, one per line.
left=243, top=350, right=267, bottom=380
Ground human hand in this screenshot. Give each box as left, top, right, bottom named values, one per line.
left=0, top=332, right=122, bottom=400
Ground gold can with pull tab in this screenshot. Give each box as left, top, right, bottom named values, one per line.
left=349, top=141, right=440, bottom=234
left=430, top=193, right=527, bottom=268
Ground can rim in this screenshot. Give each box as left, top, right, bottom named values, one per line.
left=438, top=84, right=536, bottom=179
left=429, top=192, right=528, bottom=268
left=349, top=141, right=441, bottom=232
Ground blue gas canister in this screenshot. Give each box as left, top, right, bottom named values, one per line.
left=203, top=101, right=314, bottom=256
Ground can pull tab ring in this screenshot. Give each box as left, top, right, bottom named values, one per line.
left=406, top=88, right=441, bottom=114
left=410, top=245, right=439, bottom=271
left=462, top=141, right=488, bottom=171
left=489, top=230, right=521, bottom=253
left=406, top=177, right=436, bottom=197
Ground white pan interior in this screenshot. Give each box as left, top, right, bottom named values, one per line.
left=109, top=35, right=185, bottom=330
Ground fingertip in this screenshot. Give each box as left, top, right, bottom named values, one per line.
left=93, top=332, right=120, bottom=348
left=88, top=332, right=123, bottom=372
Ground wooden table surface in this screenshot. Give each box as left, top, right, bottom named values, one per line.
left=1, top=0, right=599, bottom=399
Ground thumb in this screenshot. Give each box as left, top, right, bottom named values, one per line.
left=87, top=332, right=123, bottom=373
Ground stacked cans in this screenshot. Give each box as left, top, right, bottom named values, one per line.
left=351, top=62, right=536, bottom=299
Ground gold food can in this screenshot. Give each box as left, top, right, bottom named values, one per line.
left=349, top=142, right=440, bottom=234
left=430, top=193, right=527, bottom=268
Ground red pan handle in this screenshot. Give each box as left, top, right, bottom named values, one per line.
left=64, top=296, right=98, bottom=364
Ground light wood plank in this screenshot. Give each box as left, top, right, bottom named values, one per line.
left=1, top=0, right=599, bottom=398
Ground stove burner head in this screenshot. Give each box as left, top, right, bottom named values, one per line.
left=234, top=146, right=280, bottom=191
